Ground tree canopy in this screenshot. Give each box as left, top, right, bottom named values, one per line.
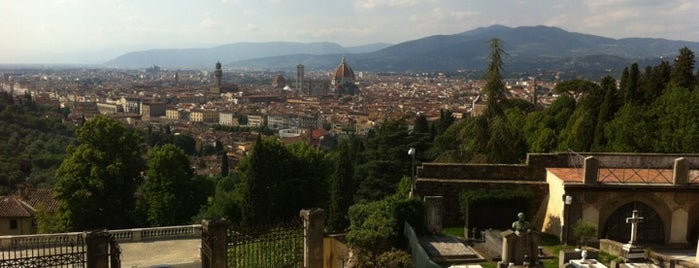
left=54, top=115, right=145, bottom=230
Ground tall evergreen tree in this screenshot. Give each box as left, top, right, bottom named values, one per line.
left=413, top=114, right=430, bottom=135
left=625, top=63, right=641, bottom=104
left=240, top=136, right=273, bottom=227
left=670, top=47, right=696, bottom=90
left=619, top=67, right=630, bottom=103
left=557, top=80, right=605, bottom=152
left=641, top=61, right=671, bottom=104
left=220, top=153, right=229, bottom=177
left=483, top=38, right=507, bottom=118
left=354, top=119, right=412, bottom=201
left=592, top=76, right=618, bottom=151
left=327, top=140, right=355, bottom=232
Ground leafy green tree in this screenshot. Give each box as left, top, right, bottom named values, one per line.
left=670, top=47, right=696, bottom=90
left=35, top=204, right=65, bottom=233
left=347, top=191, right=423, bottom=266
left=522, top=95, right=576, bottom=153
left=239, top=137, right=330, bottom=226
left=173, top=134, right=197, bottom=155
left=650, top=85, right=699, bottom=152
left=142, top=144, right=202, bottom=226
left=354, top=119, right=412, bottom=201
left=604, top=104, right=655, bottom=152
left=573, top=220, right=597, bottom=248
left=558, top=80, right=605, bottom=152
left=198, top=174, right=241, bottom=222
left=54, top=115, right=145, bottom=230
left=285, top=142, right=331, bottom=216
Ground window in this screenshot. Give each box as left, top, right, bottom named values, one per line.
left=10, top=219, right=18, bottom=230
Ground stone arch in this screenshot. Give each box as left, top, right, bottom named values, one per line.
left=597, top=192, right=671, bottom=244
left=601, top=202, right=665, bottom=244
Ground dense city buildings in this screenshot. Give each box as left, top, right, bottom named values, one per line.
left=0, top=60, right=557, bottom=175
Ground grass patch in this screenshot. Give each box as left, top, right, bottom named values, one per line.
left=597, top=250, right=622, bottom=266
left=480, top=262, right=497, bottom=268
left=442, top=227, right=464, bottom=237
left=542, top=257, right=559, bottom=268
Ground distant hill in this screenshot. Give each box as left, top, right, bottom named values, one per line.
left=104, top=42, right=392, bottom=69
left=105, top=25, right=699, bottom=78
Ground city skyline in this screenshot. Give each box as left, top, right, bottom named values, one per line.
left=1, top=0, right=698, bottom=64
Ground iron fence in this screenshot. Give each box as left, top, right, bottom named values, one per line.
left=0, top=233, right=86, bottom=268
left=227, top=221, right=304, bottom=268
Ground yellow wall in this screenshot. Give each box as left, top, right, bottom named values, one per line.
left=542, top=170, right=566, bottom=238
left=0, top=217, right=34, bottom=236
left=323, top=235, right=350, bottom=268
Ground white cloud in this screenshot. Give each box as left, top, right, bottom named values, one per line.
left=354, top=0, right=419, bottom=11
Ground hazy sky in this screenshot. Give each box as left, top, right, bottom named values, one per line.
left=2, top=0, right=698, bottom=64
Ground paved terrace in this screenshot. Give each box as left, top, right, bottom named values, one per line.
left=0, top=225, right=203, bottom=268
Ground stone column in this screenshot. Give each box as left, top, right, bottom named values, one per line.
left=300, top=208, right=326, bottom=268
left=201, top=218, right=230, bottom=268
left=85, top=230, right=110, bottom=268
left=673, top=157, right=689, bottom=185
left=583, top=156, right=598, bottom=184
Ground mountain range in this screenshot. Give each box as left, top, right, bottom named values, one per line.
left=105, top=25, right=699, bottom=77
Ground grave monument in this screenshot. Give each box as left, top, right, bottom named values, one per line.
left=498, top=212, right=539, bottom=268
left=622, top=210, right=646, bottom=261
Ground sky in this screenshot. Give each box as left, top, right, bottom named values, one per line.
left=1, top=0, right=698, bottom=64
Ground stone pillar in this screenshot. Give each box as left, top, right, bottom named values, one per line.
left=673, top=157, right=689, bottom=185
left=201, top=218, right=230, bottom=268
left=669, top=209, right=689, bottom=245
left=85, top=230, right=110, bottom=268
left=301, top=208, right=326, bottom=268
left=424, top=196, right=443, bottom=235
left=583, top=156, right=598, bottom=184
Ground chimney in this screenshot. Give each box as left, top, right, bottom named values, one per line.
left=673, top=157, right=689, bottom=185
left=583, top=156, right=598, bottom=184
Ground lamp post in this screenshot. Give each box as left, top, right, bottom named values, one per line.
left=564, top=195, right=573, bottom=245
left=408, top=147, right=416, bottom=197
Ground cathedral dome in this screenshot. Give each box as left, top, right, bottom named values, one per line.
left=272, top=74, right=286, bottom=88
left=331, top=56, right=355, bottom=87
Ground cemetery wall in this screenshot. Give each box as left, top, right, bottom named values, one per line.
left=415, top=179, right=549, bottom=227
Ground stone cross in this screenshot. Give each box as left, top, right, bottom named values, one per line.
left=625, top=210, right=644, bottom=244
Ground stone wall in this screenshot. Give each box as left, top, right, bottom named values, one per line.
left=415, top=179, right=549, bottom=227
left=415, top=152, right=699, bottom=228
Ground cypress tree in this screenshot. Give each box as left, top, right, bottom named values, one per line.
left=670, top=47, right=696, bottom=90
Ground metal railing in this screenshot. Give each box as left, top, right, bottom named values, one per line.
left=0, top=232, right=86, bottom=267
left=226, top=221, right=304, bottom=268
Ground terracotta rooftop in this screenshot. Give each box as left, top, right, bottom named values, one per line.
left=0, top=188, right=59, bottom=218
left=547, top=168, right=699, bottom=185
left=20, top=188, right=59, bottom=213
left=0, top=196, right=34, bottom=218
